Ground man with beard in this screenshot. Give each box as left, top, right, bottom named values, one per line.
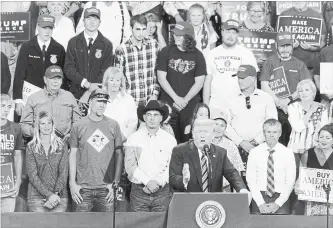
left=69, top=88, right=123, bottom=212
left=115, top=14, right=160, bottom=107
left=157, top=21, right=207, bottom=143
left=203, top=19, right=258, bottom=114
left=260, top=31, right=312, bottom=146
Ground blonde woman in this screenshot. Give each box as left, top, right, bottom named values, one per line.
left=102, top=67, right=138, bottom=141
left=288, top=79, right=329, bottom=156
left=26, top=111, right=68, bottom=212
left=187, top=4, right=218, bottom=59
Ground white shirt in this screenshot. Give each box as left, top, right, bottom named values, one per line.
left=83, top=30, right=98, bottom=46
left=246, top=143, right=296, bottom=207
left=37, top=36, right=51, bottom=52
left=206, top=44, right=258, bottom=110
left=104, top=93, right=138, bottom=140
left=76, top=1, right=131, bottom=51
left=225, top=89, right=278, bottom=145
left=36, top=16, right=75, bottom=51
left=124, top=127, right=177, bottom=187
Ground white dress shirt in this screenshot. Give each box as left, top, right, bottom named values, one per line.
left=76, top=1, right=131, bottom=51
left=104, top=93, right=138, bottom=140
left=246, top=143, right=296, bottom=207
left=124, top=127, right=177, bottom=187
left=225, top=89, right=278, bottom=146
left=37, top=36, right=51, bottom=52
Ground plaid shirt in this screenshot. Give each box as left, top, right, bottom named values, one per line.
left=114, top=37, right=160, bottom=106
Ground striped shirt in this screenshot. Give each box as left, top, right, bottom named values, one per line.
left=114, top=37, right=160, bottom=106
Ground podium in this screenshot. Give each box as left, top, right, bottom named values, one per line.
left=167, top=192, right=250, bottom=228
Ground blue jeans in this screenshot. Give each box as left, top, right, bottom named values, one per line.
left=0, top=197, right=16, bottom=212
left=27, top=198, right=68, bottom=212
left=130, top=183, right=171, bottom=212
left=73, top=188, right=113, bottom=212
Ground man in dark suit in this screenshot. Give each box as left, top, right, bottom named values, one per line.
left=169, top=119, right=250, bottom=197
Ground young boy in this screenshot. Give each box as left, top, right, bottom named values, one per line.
left=1, top=94, right=24, bottom=212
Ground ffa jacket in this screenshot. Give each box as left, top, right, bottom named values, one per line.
left=1, top=52, right=11, bottom=94
left=13, top=36, right=66, bottom=100
left=64, top=31, right=113, bottom=99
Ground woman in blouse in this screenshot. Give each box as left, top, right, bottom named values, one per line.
left=239, top=1, right=274, bottom=32
left=210, top=108, right=244, bottom=192
left=288, top=79, right=329, bottom=161
left=294, top=124, right=333, bottom=215
left=184, top=102, right=210, bottom=141
left=26, top=111, right=68, bottom=212
left=145, top=12, right=167, bottom=50
left=102, top=66, right=138, bottom=142
left=187, top=3, right=218, bottom=59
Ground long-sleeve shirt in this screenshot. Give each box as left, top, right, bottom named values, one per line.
left=76, top=1, right=131, bottom=50
left=225, top=89, right=278, bottom=146
left=104, top=93, right=138, bottom=140
left=26, top=140, right=69, bottom=199
left=246, top=143, right=296, bottom=207
left=115, top=37, right=160, bottom=106
left=20, top=88, right=80, bottom=138
left=124, top=127, right=177, bottom=187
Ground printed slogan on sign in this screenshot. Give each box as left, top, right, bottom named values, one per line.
left=219, top=2, right=248, bottom=22
left=277, top=16, right=322, bottom=45
left=0, top=163, right=15, bottom=196
left=276, top=1, right=322, bottom=15
left=298, top=167, right=333, bottom=203
left=268, top=66, right=291, bottom=99
left=237, top=29, right=277, bottom=63
left=1, top=12, right=30, bottom=41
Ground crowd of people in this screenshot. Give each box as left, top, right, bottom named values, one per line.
left=1, top=1, right=333, bottom=217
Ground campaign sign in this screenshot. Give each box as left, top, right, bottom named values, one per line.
left=277, top=16, right=322, bottom=45
left=237, top=29, right=277, bottom=63
left=1, top=12, right=30, bottom=42
left=320, top=62, right=333, bottom=95
left=1, top=163, right=15, bottom=196
left=22, top=81, right=42, bottom=105
left=298, top=167, right=333, bottom=203
left=276, top=1, right=322, bottom=15
left=268, top=66, right=291, bottom=99
left=219, top=2, right=248, bottom=22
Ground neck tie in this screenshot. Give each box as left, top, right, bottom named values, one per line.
left=201, top=153, right=209, bottom=192
left=267, top=149, right=275, bottom=197
left=88, top=38, right=93, bottom=52
left=42, top=45, right=46, bottom=62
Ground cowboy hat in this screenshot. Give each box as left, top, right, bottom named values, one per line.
left=137, top=100, right=169, bottom=122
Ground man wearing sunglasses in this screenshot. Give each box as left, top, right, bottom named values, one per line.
left=224, top=64, right=277, bottom=186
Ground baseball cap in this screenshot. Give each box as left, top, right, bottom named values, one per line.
left=45, top=66, right=63, bottom=79
left=37, top=15, right=55, bottom=28
left=210, top=108, right=229, bottom=124
left=232, top=65, right=257, bottom=79
left=84, top=7, right=101, bottom=19
left=89, top=88, right=109, bottom=101
left=276, top=31, right=293, bottom=46
left=172, top=22, right=195, bottom=37
left=223, top=19, right=240, bottom=32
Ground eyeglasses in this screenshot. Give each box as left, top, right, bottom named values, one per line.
left=245, top=96, right=251, bottom=109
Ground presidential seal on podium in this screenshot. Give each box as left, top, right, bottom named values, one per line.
left=195, top=200, right=226, bottom=228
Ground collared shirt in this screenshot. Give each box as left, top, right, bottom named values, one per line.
left=20, top=88, right=81, bottom=138
left=225, top=89, right=278, bottom=146
left=104, top=93, right=138, bottom=140
left=84, top=31, right=98, bottom=46
left=246, top=143, right=296, bottom=207
left=37, top=36, right=51, bottom=52
left=124, top=127, right=177, bottom=187
left=115, top=37, right=160, bottom=106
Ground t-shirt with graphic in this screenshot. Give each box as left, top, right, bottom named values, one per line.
left=206, top=44, right=258, bottom=110
left=1, top=121, right=24, bottom=197
left=156, top=45, right=207, bottom=105
left=260, top=54, right=312, bottom=98
left=279, top=7, right=327, bottom=68
left=70, top=116, right=123, bottom=189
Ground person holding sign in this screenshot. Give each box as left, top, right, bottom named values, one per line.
left=239, top=1, right=274, bottom=32
left=13, top=15, right=66, bottom=118
left=246, top=119, right=296, bottom=214
left=0, top=94, right=24, bottom=212
left=294, top=124, right=333, bottom=215
left=288, top=79, right=329, bottom=158
left=260, top=31, right=312, bottom=146
left=20, top=66, right=80, bottom=141
left=278, top=2, right=327, bottom=70
left=26, top=111, right=68, bottom=212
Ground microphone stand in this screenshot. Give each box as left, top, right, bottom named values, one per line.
left=323, top=184, right=331, bottom=228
